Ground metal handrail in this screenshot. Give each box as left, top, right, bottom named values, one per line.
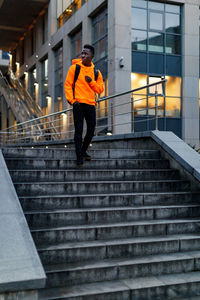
left=4, top=79, right=166, bottom=131
left=0, top=79, right=167, bottom=146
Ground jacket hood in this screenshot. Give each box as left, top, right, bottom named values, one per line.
left=72, top=58, right=94, bottom=68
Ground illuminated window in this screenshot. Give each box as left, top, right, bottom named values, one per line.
left=131, top=73, right=181, bottom=117
left=131, top=73, right=147, bottom=115
left=41, top=58, right=48, bottom=108
left=57, top=0, right=87, bottom=28
left=55, top=46, right=63, bottom=102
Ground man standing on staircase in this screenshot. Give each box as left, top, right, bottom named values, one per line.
left=65, top=44, right=104, bottom=166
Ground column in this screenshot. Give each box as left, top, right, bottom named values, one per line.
left=182, top=2, right=199, bottom=148
left=107, top=0, right=132, bottom=134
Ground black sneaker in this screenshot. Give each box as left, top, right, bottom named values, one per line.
left=76, top=157, right=83, bottom=166
left=82, top=152, right=91, bottom=161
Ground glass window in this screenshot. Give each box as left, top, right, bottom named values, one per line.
left=41, top=58, right=48, bottom=107
left=92, top=8, right=108, bottom=67
left=131, top=73, right=147, bottom=115
left=132, top=0, right=147, bottom=8
left=166, top=4, right=180, bottom=14
left=165, top=76, right=181, bottom=97
left=165, top=98, right=181, bottom=117
left=42, top=12, right=48, bottom=44
left=149, top=76, right=163, bottom=94
left=2, top=51, right=9, bottom=60
left=29, top=67, right=37, bottom=100
left=132, top=8, right=147, bottom=30
left=149, top=12, right=163, bottom=31
left=148, top=96, right=164, bottom=116
left=71, top=29, right=82, bottom=59
left=132, top=30, right=147, bottom=51
left=166, top=34, right=180, bottom=54
left=148, top=1, right=164, bottom=11
left=165, top=13, right=180, bottom=34
left=55, top=46, right=63, bottom=102
left=131, top=73, right=181, bottom=118
left=149, top=32, right=164, bottom=52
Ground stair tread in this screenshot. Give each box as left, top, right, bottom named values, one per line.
left=25, top=204, right=200, bottom=214
left=19, top=191, right=194, bottom=199
left=38, top=271, right=200, bottom=299
left=9, top=168, right=175, bottom=171
left=13, top=179, right=188, bottom=184
left=37, top=233, right=200, bottom=251
left=44, top=250, right=200, bottom=273
left=30, top=217, right=200, bottom=232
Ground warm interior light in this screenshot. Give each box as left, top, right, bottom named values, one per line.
left=131, top=73, right=137, bottom=80
left=65, top=8, right=72, bottom=13
left=46, top=96, right=51, bottom=101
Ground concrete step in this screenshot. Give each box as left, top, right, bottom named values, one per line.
left=31, top=218, right=200, bottom=245
left=9, top=169, right=180, bottom=182
left=44, top=251, right=200, bottom=288
left=2, top=148, right=160, bottom=159
left=19, top=192, right=197, bottom=211
left=14, top=180, right=190, bottom=196
left=5, top=157, right=170, bottom=170
left=25, top=205, right=200, bottom=228
left=38, top=271, right=200, bottom=300
left=37, top=234, right=200, bottom=265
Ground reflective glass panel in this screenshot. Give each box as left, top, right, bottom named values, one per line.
left=166, top=34, right=180, bottom=54
left=165, top=97, right=181, bottom=117
left=100, top=18, right=105, bottom=36
left=165, top=13, right=180, bottom=33
left=132, top=0, right=147, bottom=8
left=132, top=30, right=147, bottom=51
left=166, top=4, right=180, bottom=14
left=131, top=73, right=147, bottom=115
left=148, top=32, right=164, bottom=52
left=149, top=76, right=163, bottom=94
left=93, top=22, right=98, bottom=42
left=131, top=73, right=147, bottom=93
left=132, top=8, right=147, bottom=29
left=99, top=37, right=106, bottom=58
left=148, top=96, right=164, bottom=116
left=165, top=76, right=181, bottom=97
left=149, top=12, right=163, bottom=31
left=148, top=1, right=164, bottom=11
left=133, top=94, right=147, bottom=115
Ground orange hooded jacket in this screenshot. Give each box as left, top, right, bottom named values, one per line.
left=64, top=59, right=104, bottom=106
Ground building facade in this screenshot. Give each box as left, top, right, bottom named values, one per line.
left=3, top=0, right=200, bottom=147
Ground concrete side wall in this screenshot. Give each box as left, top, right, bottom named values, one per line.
left=0, top=150, right=46, bottom=294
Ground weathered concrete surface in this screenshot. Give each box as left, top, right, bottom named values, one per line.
left=0, top=150, right=46, bottom=293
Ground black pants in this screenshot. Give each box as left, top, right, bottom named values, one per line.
left=73, top=103, right=96, bottom=158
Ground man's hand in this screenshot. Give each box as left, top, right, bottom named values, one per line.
left=85, top=76, right=92, bottom=83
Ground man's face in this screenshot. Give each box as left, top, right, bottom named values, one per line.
left=81, top=48, right=93, bottom=65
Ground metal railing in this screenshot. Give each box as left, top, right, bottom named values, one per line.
left=0, top=71, right=60, bottom=141
left=0, top=79, right=166, bottom=146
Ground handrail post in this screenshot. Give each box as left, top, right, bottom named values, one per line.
left=131, top=93, right=134, bottom=133
left=155, top=87, right=158, bottom=130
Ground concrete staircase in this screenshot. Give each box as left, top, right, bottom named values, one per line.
left=3, top=144, right=200, bottom=300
